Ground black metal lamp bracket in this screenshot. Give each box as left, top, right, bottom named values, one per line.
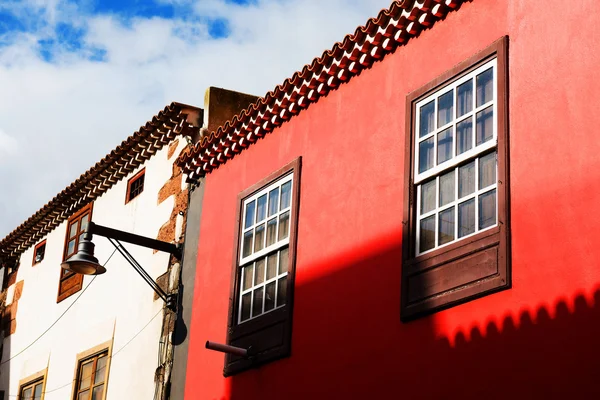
left=86, top=222, right=180, bottom=312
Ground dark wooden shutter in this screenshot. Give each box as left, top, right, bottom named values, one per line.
left=401, top=37, right=510, bottom=321
left=224, top=158, right=301, bottom=376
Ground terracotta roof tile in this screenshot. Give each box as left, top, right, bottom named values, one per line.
left=0, top=102, right=201, bottom=260
left=177, top=0, right=469, bottom=179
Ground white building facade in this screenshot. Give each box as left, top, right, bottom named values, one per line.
left=0, top=102, right=201, bottom=400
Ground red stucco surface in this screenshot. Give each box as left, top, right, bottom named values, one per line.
left=185, top=1, right=600, bottom=398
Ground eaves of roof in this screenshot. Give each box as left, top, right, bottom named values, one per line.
left=0, top=102, right=202, bottom=261
left=176, top=0, right=469, bottom=180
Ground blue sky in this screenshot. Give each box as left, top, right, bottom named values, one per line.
left=0, top=0, right=391, bottom=237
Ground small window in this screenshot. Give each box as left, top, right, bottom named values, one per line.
left=402, top=37, right=510, bottom=320
left=73, top=350, right=109, bottom=400
left=125, top=169, right=145, bottom=204
left=32, top=240, right=46, bottom=266
left=225, top=158, right=301, bottom=376
left=58, top=202, right=93, bottom=303
left=18, top=376, right=45, bottom=400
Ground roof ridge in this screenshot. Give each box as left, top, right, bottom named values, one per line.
left=177, top=0, right=467, bottom=179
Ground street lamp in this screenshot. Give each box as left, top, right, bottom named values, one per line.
left=61, top=222, right=181, bottom=311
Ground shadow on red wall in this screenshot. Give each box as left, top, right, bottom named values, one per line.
left=222, top=237, right=600, bottom=400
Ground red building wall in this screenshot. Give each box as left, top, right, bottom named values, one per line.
left=185, top=1, right=600, bottom=398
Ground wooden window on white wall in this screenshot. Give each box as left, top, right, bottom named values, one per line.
left=58, top=202, right=93, bottom=303
left=73, top=350, right=109, bottom=400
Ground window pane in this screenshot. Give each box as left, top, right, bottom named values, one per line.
left=69, top=222, right=78, bottom=239
left=241, top=293, right=251, bottom=321
left=243, top=264, right=254, bottom=290
left=254, top=259, right=265, bottom=286
left=242, top=231, right=253, bottom=258
left=479, top=152, right=496, bottom=190
left=418, top=137, right=434, bottom=173
left=22, top=388, right=32, bottom=400
left=420, top=179, right=436, bottom=215
left=81, top=214, right=89, bottom=232
left=252, top=287, right=264, bottom=317
left=79, top=361, right=93, bottom=390
left=244, top=200, right=256, bottom=229
left=479, top=189, right=497, bottom=229
left=256, top=194, right=267, bottom=223
left=457, top=80, right=473, bottom=117
left=456, top=117, right=473, bottom=155
left=280, top=181, right=292, bottom=210
left=437, top=126, right=453, bottom=165
left=92, top=384, right=104, bottom=400
left=78, top=390, right=90, bottom=400
left=268, top=188, right=279, bottom=217
left=266, top=253, right=278, bottom=280
left=67, top=239, right=77, bottom=256
left=458, top=161, right=475, bottom=198
left=458, top=199, right=475, bottom=238
left=419, top=100, right=435, bottom=138
left=277, top=276, right=287, bottom=307
left=95, top=356, right=107, bottom=384
left=437, top=90, right=453, bottom=127
left=419, top=216, right=435, bottom=253
left=265, top=281, right=276, bottom=312
left=254, top=224, right=265, bottom=252
left=476, top=105, right=494, bottom=145
left=438, top=207, right=455, bottom=245
left=476, top=67, right=494, bottom=107
left=439, top=170, right=455, bottom=207
left=279, top=247, right=289, bottom=274
left=278, top=211, right=290, bottom=241
left=33, top=383, right=43, bottom=400
left=266, top=218, right=277, bottom=246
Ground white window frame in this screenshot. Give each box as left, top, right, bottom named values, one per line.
left=238, top=173, right=293, bottom=324
left=414, top=58, right=499, bottom=256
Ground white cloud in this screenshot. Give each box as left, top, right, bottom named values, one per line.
left=0, top=0, right=392, bottom=237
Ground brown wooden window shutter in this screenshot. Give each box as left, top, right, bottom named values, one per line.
left=401, top=37, right=511, bottom=321
left=58, top=202, right=93, bottom=303
left=224, top=157, right=301, bottom=376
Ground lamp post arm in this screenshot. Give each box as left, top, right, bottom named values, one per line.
left=87, top=222, right=181, bottom=258
left=107, top=238, right=170, bottom=301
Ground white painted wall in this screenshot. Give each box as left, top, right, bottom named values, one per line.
left=0, top=138, right=187, bottom=399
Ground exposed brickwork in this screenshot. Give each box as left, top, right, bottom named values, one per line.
left=13, top=280, right=24, bottom=301
left=3, top=302, right=17, bottom=321
left=5, top=271, right=16, bottom=288
left=153, top=143, right=191, bottom=400
left=156, top=161, right=189, bottom=247
left=158, top=164, right=184, bottom=205
left=6, top=319, right=16, bottom=336
left=155, top=272, right=169, bottom=301
left=167, top=139, right=180, bottom=160
left=162, top=312, right=176, bottom=337
left=1, top=280, right=23, bottom=337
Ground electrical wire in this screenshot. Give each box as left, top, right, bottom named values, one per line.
left=0, top=249, right=117, bottom=367
left=6, top=305, right=164, bottom=397
left=38, top=307, right=164, bottom=396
